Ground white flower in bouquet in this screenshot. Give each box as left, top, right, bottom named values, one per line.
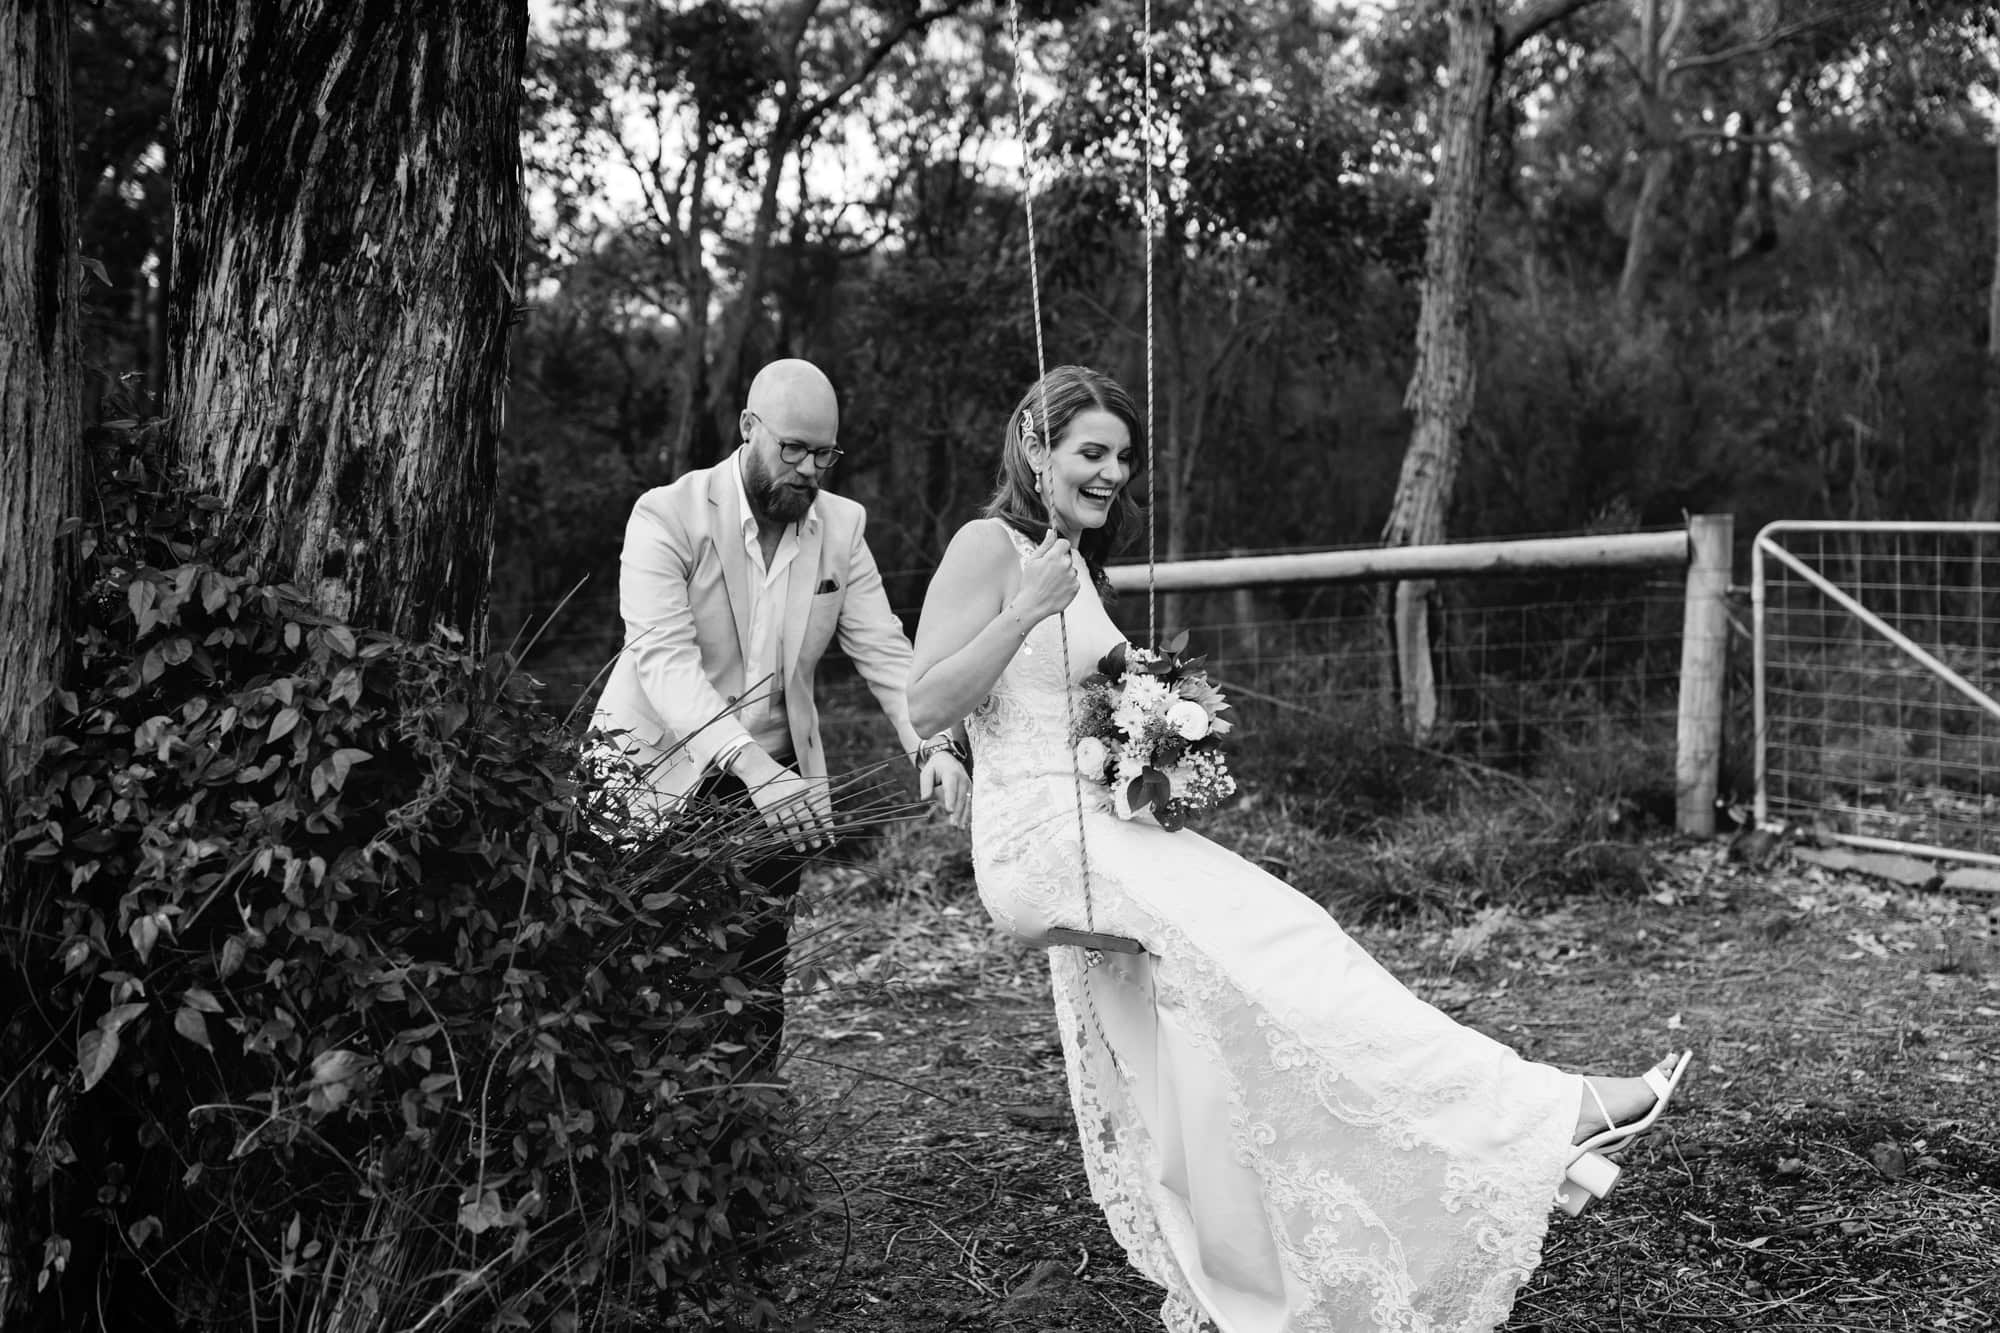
left=1165, top=699, right=1211, bottom=740
left=1074, top=735, right=1110, bottom=777
left=1169, top=749, right=1236, bottom=804
left=1114, top=675, right=1171, bottom=738
left=1174, top=674, right=1234, bottom=735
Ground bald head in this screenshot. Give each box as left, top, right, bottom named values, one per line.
left=738, top=358, right=842, bottom=527
left=744, top=358, right=839, bottom=442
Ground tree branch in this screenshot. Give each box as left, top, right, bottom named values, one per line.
left=617, top=118, right=673, bottom=240
left=1677, top=125, right=1799, bottom=150
left=1658, top=0, right=1690, bottom=71
left=1668, top=3, right=1875, bottom=77
left=798, top=0, right=976, bottom=125
left=1500, top=0, right=1608, bottom=58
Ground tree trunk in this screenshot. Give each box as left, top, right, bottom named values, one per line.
left=167, top=0, right=527, bottom=644
left=1381, top=0, right=1500, bottom=741
left=0, top=0, right=81, bottom=772
left=667, top=129, right=714, bottom=478
left=1975, top=136, right=2000, bottom=522
left=1615, top=0, right=1686, bottom=328
left=0, top=4, right=81, bottom=1317
left=1616, top=144, right=1674, bottom=325
left=704, top=109, right=797, bottom=461
left=1380, top=0, right=1606, bottom=740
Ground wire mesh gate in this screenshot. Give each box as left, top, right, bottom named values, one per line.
left=1753, top=521, right=2000, bottom=866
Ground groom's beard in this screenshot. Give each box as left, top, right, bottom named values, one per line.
left=748, top=460, right=818, bottom=524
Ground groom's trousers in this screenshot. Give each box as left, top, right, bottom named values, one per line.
left=695, top=764, right=807, bottom=1076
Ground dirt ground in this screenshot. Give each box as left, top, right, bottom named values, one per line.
left=768, top=838, right=2000, bottom=1332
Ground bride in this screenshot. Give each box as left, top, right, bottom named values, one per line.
left=906, top=365, right=1691, bottom=1332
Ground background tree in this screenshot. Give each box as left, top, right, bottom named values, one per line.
left=0, top=0, right=81, bottom=775
left=1378, top=0, right=1606, bottom=740
left=467, top=0, right=2000, bottom=719
left=1014, top=0, right=1423, bottom=639
left=167, top=0, right=529, bottom=643
left=9, top=7, right=822, bottom=1328
left=534, top=0, right=980, bottom=477
left=0, top=3, right=81, bottom=1319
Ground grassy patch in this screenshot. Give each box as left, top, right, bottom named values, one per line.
left=1195, top=707, right=1667, bottom=924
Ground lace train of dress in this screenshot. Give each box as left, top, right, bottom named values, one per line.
left=965, top=527, right=1580, bottom=1333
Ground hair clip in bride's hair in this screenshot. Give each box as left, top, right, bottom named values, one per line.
left=1020, top=408, right=1040, bottom=453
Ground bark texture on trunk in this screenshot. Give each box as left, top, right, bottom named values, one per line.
left=0, top=0, right=81, bottom=774
left=0, top=7, right=80, bottom=1320
left=1381, top=0, right=1500, bottom=739
left=167, top=0, right=527, bottom=643
left=1380, top=0, right=1606, bottom=739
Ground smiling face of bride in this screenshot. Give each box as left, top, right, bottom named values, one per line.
left=1034, top=409, right=1135, bottom=542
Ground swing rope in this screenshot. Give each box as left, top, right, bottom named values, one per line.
left=1143, top=0, right=1158, bottom=649
left=1007, top=0, right=1156, bottom=961
left=1005, top=0, right=1099, bottom=944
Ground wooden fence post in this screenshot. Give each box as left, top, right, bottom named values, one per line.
left=1230, top=549, right=1261, bottom=672
left=1676, top=514, right=1734, bottom=835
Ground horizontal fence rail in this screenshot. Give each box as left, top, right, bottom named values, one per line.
left=1103, top=530, right=1693, bottom=593
left=499, top=521, right=1730, bottom=835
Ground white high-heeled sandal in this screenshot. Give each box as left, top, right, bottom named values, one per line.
left=1555, top=1050, right=1692, bottom=1217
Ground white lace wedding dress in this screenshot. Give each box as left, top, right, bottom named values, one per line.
left=964, top=530, right=1582, bottom=1333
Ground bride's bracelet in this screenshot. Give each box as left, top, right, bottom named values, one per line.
left=915, top=733, right=968, bottom=767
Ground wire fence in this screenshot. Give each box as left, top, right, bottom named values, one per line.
left=498, top=565, right=1693, bottom=783
left=1126, top=576, right=1688, bottom=772
left=1756, top=522, right=2000, bottom=862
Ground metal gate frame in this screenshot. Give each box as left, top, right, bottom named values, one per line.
left=1753, top=519, right=2000, bottom=867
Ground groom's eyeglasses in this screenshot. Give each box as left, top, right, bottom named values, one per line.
left=746, top=413, right=844, bottom=470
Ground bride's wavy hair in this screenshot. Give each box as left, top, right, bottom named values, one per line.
left=981, top=365, right=1147, bottom=588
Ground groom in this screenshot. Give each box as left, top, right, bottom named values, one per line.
left=591, top=357, right=967, bottom=1070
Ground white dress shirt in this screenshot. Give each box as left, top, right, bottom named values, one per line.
left=716, top=449, right=819, bottom=772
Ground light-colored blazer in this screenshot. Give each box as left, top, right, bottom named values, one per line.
left=588, top=456, right=922, bottom=822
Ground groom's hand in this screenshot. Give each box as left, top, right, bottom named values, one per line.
left=732, top=749, right=834, bottom=851
left=920, top=752, right=970, bottom=829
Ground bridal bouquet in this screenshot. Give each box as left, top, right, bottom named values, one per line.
left=1071, top=632, right=1237, bottom=831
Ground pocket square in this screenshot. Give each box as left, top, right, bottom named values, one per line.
left=813, top=577, right=840, bottom=595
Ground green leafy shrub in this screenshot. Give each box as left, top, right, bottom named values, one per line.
left=1, top=429, right=811, bottom=1331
